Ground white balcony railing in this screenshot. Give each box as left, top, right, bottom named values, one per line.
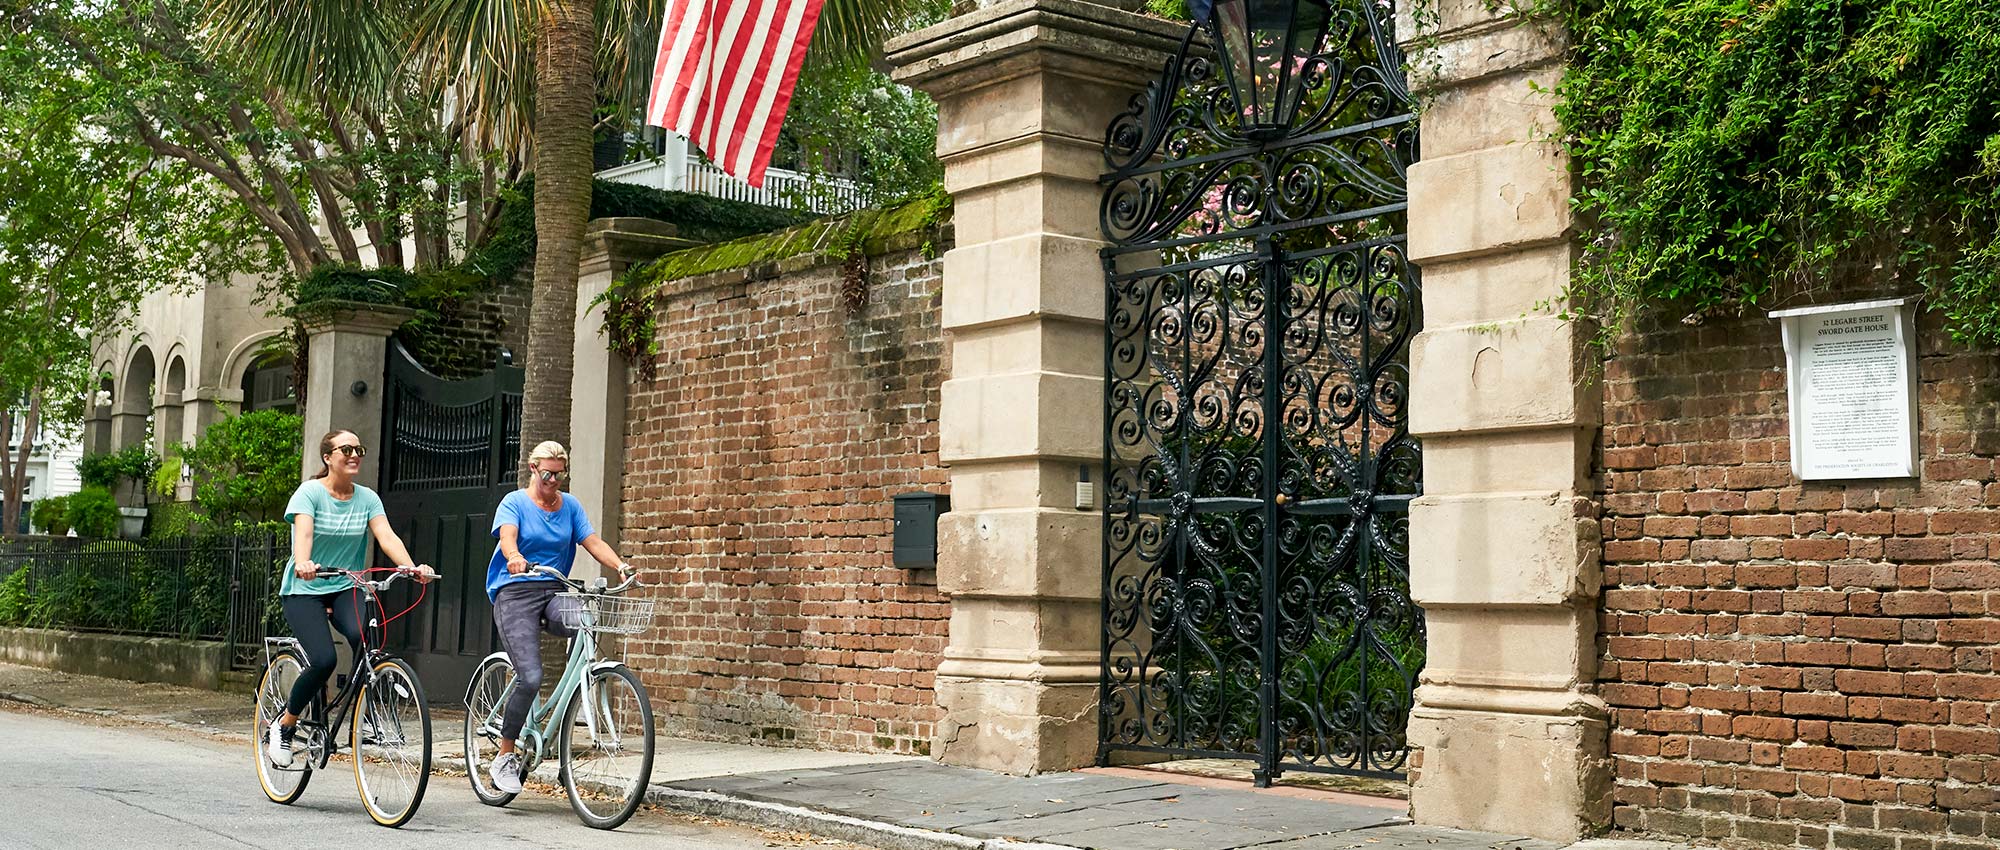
left=595, top=137, right=866, bottom=216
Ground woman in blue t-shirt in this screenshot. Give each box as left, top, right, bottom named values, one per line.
left=265, top=429, right=434, bottom=767
left=483, top=440, right=634, bottom=794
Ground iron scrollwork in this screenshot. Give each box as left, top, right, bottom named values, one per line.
left=1098, top=0, right=1423, bottom=783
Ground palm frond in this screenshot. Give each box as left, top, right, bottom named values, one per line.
left=199, top=0, right=405, bottom=97
left=806, top=0, right=946, bottom=68
left=409, top=0, right=537, bottom=156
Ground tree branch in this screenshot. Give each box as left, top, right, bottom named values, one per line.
left=266, top=91, right=361, bottom=264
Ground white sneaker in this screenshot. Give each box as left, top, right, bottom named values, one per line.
left=491, top=752, right=524, bottom=794
left=267, top=719, right=295, bottom=767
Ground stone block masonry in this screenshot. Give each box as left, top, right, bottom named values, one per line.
left=618, top=240, right=951, bottom=755
left=1599, top=306, right=2000, bottom=848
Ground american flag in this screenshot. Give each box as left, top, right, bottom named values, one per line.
left=644, top=0, right=827, bottom=188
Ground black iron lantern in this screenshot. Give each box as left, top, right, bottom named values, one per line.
left=1201, top=0, right=1333, bottom=139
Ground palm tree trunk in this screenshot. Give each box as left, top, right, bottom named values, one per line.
left=521, top=0, right=596, bottom=474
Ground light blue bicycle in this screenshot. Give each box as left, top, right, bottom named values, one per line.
left=463, top=565, right=656, bottom=829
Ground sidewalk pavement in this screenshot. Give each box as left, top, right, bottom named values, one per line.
left=0, top=663, right=1690, bottom=850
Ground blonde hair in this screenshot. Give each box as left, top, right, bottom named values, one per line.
left=528, top=441, right=568, bottom=468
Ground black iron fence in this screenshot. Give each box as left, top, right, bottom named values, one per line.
left=0, top=530, right=287, bottom=670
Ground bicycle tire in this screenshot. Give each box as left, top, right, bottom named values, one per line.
left=559, top=664, right=655, bottom=830
left=254, top=649, right=313, bottom=804
left=350, top=657, right=431, bottom=828
left=462, top=654, right=520, bottom=807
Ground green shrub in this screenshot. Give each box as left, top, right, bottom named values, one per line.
left=76, top=445, right=157, bottom=495
left=460, top=176, right=812, bottom=286
left=180, top=410, right=303, bottom=524
left=80, top=540, right=147, bottom=629
left=0, top=568, right=28, bottom=626
left=151, top=448, right=185, bottom=499
left=293, top=263, right=413, bottom=307
left=31, top=496, right=69, bottom=536
left=146, top=499, right=207, bottom=540
left=65, top=486, right=120, bottom=539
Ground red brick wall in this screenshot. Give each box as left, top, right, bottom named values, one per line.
left=1598, top=307, right=2000, bottom=847
left=617, top=239, right=950, bottom=755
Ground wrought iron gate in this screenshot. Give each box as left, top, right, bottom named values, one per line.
left=376, top=340, right=523, bottom=700
left=1096, top=0, right=1424, bottom=783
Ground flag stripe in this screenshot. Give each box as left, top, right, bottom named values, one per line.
left=643, top=0, right=826, bottom=189
left=716, top=4, right=784, bottom=170
left=700, top=0, right=757, bottom=153
left=644, top=0, right=698, bottom=126
left=738, top=0, right=822, bottom=185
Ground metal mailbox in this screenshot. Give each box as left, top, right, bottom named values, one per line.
left=891, top=491, right=949, bottom=569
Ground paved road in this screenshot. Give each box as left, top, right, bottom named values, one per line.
left=0, top=705, right=866, bottom=850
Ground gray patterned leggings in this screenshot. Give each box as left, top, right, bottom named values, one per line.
left=493, top=581, right=580, bottom=740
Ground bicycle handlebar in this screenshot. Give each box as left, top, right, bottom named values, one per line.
left=310, top=565, right=434, bottom=591
left=527, top=563, right=643, bottom=594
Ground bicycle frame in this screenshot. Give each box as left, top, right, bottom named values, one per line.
left=264, top=573, right=411, bottom=769
left=471, top=603, right=619, bottom=771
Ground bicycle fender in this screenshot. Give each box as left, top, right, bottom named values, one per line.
left=588, top=660, right=627, bottom=676
left=463, top=650, right=515, bottom=705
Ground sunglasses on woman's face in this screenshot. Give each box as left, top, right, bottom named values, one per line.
left=536, top=469, right=569, bottom=484
left=331, top=445, right=367, bottom=458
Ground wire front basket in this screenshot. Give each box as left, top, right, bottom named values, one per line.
left=556, top=593, right=656, bottom=635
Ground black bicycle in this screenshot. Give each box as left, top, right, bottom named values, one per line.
left=253, top=566, right=434, bottom=828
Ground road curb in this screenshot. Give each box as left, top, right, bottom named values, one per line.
left=643, top=786, right=1086, bottom=850
left=440, top=750, right=1080, bottom=850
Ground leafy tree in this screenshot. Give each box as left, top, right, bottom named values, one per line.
left=178, top=410, right=304, bottom=525
left=0, top=20, right=247, bottom=536
left=204, top=0, right=944, bottom=472
left=778, top=58, right=944, bottom=208
left=0, top=0, right=520, bottom=278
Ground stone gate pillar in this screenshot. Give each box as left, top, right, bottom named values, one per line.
left=1401, top=2, right=1609, bottom=841
left=298, top=302, right=416, bottom=489
left=886, top=0, right=1181, bottom=773
left=570, top=217, right=696, bottom=577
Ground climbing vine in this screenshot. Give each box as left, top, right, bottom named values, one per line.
left=1550, top=0, right=2000, bottom=347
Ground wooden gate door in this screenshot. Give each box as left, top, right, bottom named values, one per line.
left=375, top=341, right=523, bottom=700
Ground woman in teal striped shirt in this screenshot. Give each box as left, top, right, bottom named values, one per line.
left=265, top=428, right=434, bottom=767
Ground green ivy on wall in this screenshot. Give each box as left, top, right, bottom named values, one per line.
left=595, top=190, right=952, bottom=381
left=286, top=177, right=815, bottom=377
left=1553, top=0, right=2000, bottom=346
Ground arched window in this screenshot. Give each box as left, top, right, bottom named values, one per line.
left=240, top=353, right=297, bottom=414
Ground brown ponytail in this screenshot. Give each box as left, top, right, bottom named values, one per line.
left=311, top=429, right=355, bottom=479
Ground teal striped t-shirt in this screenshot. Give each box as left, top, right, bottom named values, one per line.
left=280, top=480, right=385, bottom=596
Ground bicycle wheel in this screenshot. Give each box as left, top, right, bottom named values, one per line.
left=350, top=657, right=431, bottom=828
left=559, top=664, right=655, bottom=829
left=463, top=654, right=519, bottom=807
left=253, top=650, right=312, bottom=804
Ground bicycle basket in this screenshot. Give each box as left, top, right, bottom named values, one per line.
left=556, top=593, right=656, bottom=635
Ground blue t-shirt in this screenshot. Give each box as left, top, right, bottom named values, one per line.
left=281, top=481, right=385, bottom=596
left=486, top=490, right=595, bottom=600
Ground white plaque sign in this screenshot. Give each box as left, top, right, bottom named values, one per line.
left=1771, top=298, right=1919, bottom=480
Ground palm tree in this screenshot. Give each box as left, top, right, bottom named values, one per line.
left=205, top=0, right=938, bottom=464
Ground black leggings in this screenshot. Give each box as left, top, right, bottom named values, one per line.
left=281, top=590, right=365, bottom=717
left=493, top=581, right=579, bottom=740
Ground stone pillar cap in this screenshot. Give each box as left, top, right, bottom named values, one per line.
left=583, top=217, right=704, bottom=266
left=298, top=301, right=418, bottom=336
left=886, top=0, right=1188, bottom=91
left=586, top=216, right=682, bottom=239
